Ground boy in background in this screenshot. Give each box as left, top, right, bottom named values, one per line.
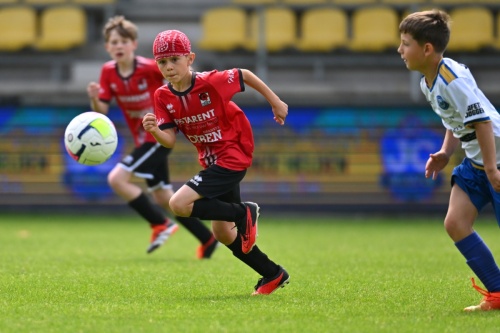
left=399, top=10, right=500, bottom=311
left=143, top=30, right=290, bottom=295
left=87, top=16, right=218, bottom=259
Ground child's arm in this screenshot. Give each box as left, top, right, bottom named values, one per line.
left=142, top=113, right=177, bottom=148
left=475, top=121, right=500, bottom=191
left=425, top=129, right=459, bottom=180
left=240, top=69, right=288, bottom=125
left=87, top=82, right=109, bottom=114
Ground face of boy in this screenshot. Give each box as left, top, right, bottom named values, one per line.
left=155, top=54, right=194, bottom=84
left=105, top=30, right=137, bottom=63
left=398, top=33, right=425, bottom=72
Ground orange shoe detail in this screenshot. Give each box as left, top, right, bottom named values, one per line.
left=464, top=278, right=500, bottom=311
left=196, top=235, right=219, bottom=259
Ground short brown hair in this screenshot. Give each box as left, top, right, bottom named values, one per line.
left=399, top=9, right=450, bottom=53
left=103, top=15, right=138, bottom=42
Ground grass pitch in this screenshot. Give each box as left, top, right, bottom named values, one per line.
left=2, top=212, right=500, bottom=333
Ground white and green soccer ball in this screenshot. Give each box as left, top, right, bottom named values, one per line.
left=64, top=111, right=118, bottom=166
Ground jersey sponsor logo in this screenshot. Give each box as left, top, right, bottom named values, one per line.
left=199, top=92, right=211, bottom=106
left=187, top=130, right=222, bottom=144
left=125, top=108, right=153, bottom=119
left=436, top=96, right=449, bottom=110
left=118, top=91, right=151, bottom=103
left=189, top=174, right=202, bottom=186
left=465, top=103, right=484, bottom=118
left=174, top=109, right=215, bottom=125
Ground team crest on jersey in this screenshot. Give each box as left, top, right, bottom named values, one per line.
left=436, top=96, right=449, bottom=110
left=110, top=83, right=117, bottom=92
left=199, top=92, right=211, bottom=106
left=138, top=78, right=148, bottom=91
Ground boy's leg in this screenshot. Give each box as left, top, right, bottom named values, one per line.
left=152, top=187, right=218, bottom=259
left=446, top=182, right=500, bottom=311
left=128, top=192, right=178, bottom=254
left=213, top=220, right=290, bottom=295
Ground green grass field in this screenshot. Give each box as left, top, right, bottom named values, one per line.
left=2, top=212, right=500, bottom=333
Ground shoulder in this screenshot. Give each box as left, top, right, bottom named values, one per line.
left=438, top=58, right=473, bottom=85
left=135, top=56, right=158, bottom=69
left=101, top=60, right=116, bottom=72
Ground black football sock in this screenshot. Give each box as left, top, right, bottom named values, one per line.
left=191, top=198, right=245, bottom=222
left=128, top=192, right=166, bottom=226
left=227, top=236, right=279, bottom=278
left=175, top=216, right=212, bottom=243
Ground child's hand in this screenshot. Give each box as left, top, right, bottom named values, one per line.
left=425, top=151, right=450, bottom=180
left=142, top=113, right=158, bottom=133
left=87, top=82, right=100, bottom=99
left=272, top=100, right=288, bottom=125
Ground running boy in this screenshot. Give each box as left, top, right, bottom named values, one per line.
left=87, top=16, right=218, bottom=259
left=142, top=30, right=290, bottom=295
left=399, top=10, right=500, bottom=311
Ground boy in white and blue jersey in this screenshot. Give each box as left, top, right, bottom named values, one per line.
left=399, top=9, right=500, bottom=311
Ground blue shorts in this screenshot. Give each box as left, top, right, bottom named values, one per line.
left=451, top=158, right=500, bottom=224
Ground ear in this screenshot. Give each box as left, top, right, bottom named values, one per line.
left=187, top=52, right=196, bottom=65
left=423, top=42, right=434, bottom=56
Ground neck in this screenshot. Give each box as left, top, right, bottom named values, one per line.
left=423, top=56, right=443, bottom=87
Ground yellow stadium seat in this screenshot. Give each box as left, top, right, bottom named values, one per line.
left=24, top=0, right=66, bottom=4
left=348, top=6, right=400, bottom=52
left=297, top=7, right=348, bottom=52
left=245, top=7, right=297, bottom=52
left=35, top=6, right=87, bottom=51
left=232, top=0, right=277, bottom=4
left=446, top=7, right=494, bottom=52
left=283, top=0, right=327, bottom=4
left=381, top=0, right=426, bottom=4
left=71, top=0, right=116, bottom=4
left=198, top=7, right=247, bottom=52
left=0, top=6, right=37, bottom=51
left=430, top=0, right=477, bottom=4
left=331, top=0, right=377, bottom=4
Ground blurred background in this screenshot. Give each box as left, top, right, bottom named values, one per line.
left=1, top=0, right=498, bottom=215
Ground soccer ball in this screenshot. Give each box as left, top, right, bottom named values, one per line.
left=64, top=112, right=118, bottom=166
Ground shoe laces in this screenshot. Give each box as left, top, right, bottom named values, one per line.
left=254, top=277, right=264, bottom=290
left=471, top=278, right=500, bottom=301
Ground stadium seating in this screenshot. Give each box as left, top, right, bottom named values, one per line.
left=430, top=0, right=479, bottom=4
left=35, top=6, right=87, bottom=51
left=245, top=7, right=297, bottom=52
left=446, top=6, right=494, bottom=52
left=381, top=0, right=427, bottom=4
left=331, top=0, right=377, bottom=5
left=282, top=0, right=328, bottom=4
left=0, top=6, right=37, bottom=51
left=71, top=0, right=117, bottom=4
left=198, top=7, right=247, bottom=52
left=231, top=0, right=277, bottom=4
left=0, top=0, right=19, bottom=3
left=24, top=0, right=67, bottom=4
left=296, top=7, right=348, bottom=52
left=348, top=6, right=400, bottom=52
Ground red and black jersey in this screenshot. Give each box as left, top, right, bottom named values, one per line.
left=154, top=69, right=254, bottom=171
left=98, top=56, right=165, bottom=146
